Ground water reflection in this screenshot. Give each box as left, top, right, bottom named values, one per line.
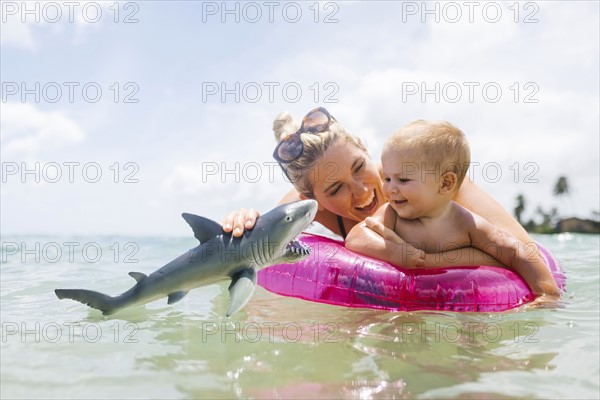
left=130, top=285, right=559, bottom=399
left=349, top=312, right=558, bottom=397
left=3, top=234, right=596, bottom=399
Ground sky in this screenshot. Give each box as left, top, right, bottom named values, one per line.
left=1, top=0, right=599, bottom=236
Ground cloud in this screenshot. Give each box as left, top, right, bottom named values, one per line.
left=2, top=1, right=598, bottom=234
left=1, top=102, right=85, bottom=157
left=161, top=158, right=286, bottom=206
left=0, top=1, right=109, bottom=50
left=0, top=17, right=36, bottom=50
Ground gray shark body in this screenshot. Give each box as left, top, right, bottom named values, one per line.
left=55, top=200, right=318, bottom=316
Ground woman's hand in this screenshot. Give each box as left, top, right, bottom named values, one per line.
left=221, top=208, right=260, bottom=237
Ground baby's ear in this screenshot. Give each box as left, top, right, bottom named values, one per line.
left=439, top=172, right=458, bottom=194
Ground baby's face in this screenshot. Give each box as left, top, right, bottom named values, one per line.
left=381, top=147, right=446, bottom=219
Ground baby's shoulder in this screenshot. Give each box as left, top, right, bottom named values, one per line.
left=448, top=201, right=480, bottom=227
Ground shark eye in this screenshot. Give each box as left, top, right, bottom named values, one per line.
left=285, top=216, right=292, bottom=222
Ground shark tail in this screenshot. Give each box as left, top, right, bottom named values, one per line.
left=55, top=289, right=122, bottom=315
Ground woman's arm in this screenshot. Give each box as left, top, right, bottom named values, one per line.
left=277, top=187, right=302, bottom=205
left=469, top=214, right=560, bottom=297
left=455, top=179, right=532, bottom=244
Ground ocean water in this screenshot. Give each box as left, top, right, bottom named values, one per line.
left=1, top=233, right=598, bottom=399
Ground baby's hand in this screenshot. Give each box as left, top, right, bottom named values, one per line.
left=221, top=208, right=260, bottom=237
left=364, top=217, right=425, bottom=268
left=399, top=243, right=426, bottom=269
left=364, top=217, right=398, bottom=243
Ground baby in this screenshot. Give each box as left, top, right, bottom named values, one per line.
left=346, top=120, right=560, bottom=298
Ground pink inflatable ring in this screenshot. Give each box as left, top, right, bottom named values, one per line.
left=258, top=233, right=566, bottom=312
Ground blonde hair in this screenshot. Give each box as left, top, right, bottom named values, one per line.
left=273, top=111, right=367, bottom=198
left=384, top=120, right=471, bottom=187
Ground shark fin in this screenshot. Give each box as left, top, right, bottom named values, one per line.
left=167, top=290, right=189, bottom=305
left=55, top=289, right=121, bottom=315
left=226, top=268, right=257, bottom=317
left=129, top=272, right=147, bottom=283
left=182, top=213, right=223, bottom=243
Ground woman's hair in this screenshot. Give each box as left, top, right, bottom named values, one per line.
left=273, top=111, right=367, bottom=198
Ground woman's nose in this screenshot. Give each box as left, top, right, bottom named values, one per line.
left=350, top=180, right=368, bottom=196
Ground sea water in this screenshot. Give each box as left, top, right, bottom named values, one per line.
left=1, top=233, right=598, bottom=399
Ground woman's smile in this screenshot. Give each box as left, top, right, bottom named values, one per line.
left=354, top=189, right=379, bottom=213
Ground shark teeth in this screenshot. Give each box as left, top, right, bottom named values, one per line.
left=285, top=238, right=311, bottom=256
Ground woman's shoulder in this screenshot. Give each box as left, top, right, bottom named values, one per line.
left=454, top=180, right=533, bottom=244
left=314, top=207, right=345, bottom=237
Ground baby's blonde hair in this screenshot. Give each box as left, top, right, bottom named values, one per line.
left=384, top=120, right=471, bottom=187
left=273, top=111, right=367, bottom=198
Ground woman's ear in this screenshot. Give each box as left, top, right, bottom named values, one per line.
left=439, top=172, right=458, bottom=194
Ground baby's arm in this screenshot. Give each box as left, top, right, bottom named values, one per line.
left=468, top=213, right=560, bottom=298
left=345, top=204, right=425, bottom=268
left=364, top=216, right=504, bottom=268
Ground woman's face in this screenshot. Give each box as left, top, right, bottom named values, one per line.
left=308, top=140, right=384, bottom=222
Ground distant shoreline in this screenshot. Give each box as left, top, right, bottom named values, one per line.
left=525, top=217, right=600, bottom=234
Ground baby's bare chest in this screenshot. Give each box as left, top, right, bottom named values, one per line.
left=395, top=220, right=472, bottom=253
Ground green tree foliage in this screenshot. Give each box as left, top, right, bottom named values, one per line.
left=553, top=176, right=569, bottom=197
left=514, top=193, right=526, bottom=224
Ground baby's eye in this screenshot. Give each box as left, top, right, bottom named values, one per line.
left=398, top=178, right=410, bottom=183
left=383, top=177, right=390, bottom=183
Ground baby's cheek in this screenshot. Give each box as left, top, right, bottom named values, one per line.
left=382, top=183, right=393, bottom=196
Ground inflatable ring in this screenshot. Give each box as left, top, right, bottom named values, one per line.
left=257, top=233, right=566, bottom=312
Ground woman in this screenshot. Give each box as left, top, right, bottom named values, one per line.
left=222, top=107, right=559, bottom=296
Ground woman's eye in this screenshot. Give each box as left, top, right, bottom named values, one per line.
left=354, top=161, right=365, bottom=173
left=330, top=185, right=342, bottom=196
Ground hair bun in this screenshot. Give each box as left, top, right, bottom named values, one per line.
left=273, top=111, right=300, bottom=142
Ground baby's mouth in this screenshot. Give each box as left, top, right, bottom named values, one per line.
left=355, top=190, right=378, bottom=213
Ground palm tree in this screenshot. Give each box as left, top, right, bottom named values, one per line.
left=514, top=193, right=526, bottom=224
left=553, top=176, right=569, bottom=197
left=553, top=176, right=572, bottom=217
left=535, top=206, right=558, bottom=233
